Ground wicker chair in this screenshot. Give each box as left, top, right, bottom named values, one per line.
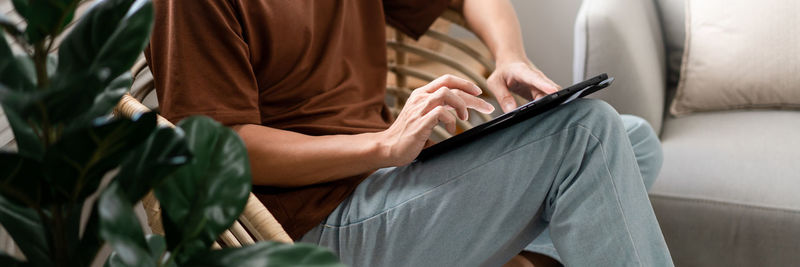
left=116, top=9, right=521, bottom=248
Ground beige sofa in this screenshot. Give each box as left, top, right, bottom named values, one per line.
left=573, top=0, right=800, bottom=266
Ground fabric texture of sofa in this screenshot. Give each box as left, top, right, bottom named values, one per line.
left=574, top=0, right=800, bottom=266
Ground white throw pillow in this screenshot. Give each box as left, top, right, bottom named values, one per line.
left=671, top=0, right=800, bottom=116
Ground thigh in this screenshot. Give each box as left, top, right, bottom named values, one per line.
left=312, top=99, right=620, bottom=230
left=300, top=99, right=625, bottom=266
left=302, top=139, right=560, bottom=266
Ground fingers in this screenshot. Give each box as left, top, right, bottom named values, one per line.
left=424, top=74, right=482, bottom=96
left=452, top=89, right=495, bottom=114
left=488, top=75, right=518, bottom=113
left=421, top=87, right=467, bottom=120
left=422, top=106, right=458, bottom=134
left=423, top=87, right=495, bottom=120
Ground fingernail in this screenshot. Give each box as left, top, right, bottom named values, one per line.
left=504, top=103, right=516, bottom=112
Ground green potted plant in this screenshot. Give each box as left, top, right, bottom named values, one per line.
left=0, top=0, right=343, bottom=266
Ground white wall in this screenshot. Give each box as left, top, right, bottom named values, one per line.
left=511, top=0, right=583, bottom=86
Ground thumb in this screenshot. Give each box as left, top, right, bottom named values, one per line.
left=488, top=76, right=517, bottom=113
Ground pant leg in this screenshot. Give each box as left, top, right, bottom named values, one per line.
left=299, top=99, right=672, bottom=267
left=620, top=114, right=663, bottom=190
left=523, top=114, right=664, bottom=262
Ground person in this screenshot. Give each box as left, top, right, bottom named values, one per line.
left=146, top=0, right=673, bottom=266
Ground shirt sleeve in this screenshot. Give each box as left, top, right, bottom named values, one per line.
left=146, top=0, right=260, bottom=126
left=383, top=0, right=451, bottom=39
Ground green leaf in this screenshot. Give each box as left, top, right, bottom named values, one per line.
left=12, top=55, right=36, bottom=88
left=43, top=112, right=156, bottom=202
left=87, top=126, right=187, bottom=266
left=45, top=0, right=152, bottom=125
left=184, top=241, right=346, bottom=267
left=8, top=0, right=156, bottom=130
left=154, top=116, right=252, bottom=263
left=99, top=182, right=156, bottom=267
left=0, top=194, right=51, bottom=266
left=54, top=0, right=153, bottom=90
left=92, top=0, right=153, bottom=79
left=17, top=0, right=79, bottom=44
left=106, top=235, right=173, bottom=267
left=46, top=53, right=57, bottom=78
left=85, top=73, right=130, bottom=120
left=0, top=152, right=45, bottom=206
left=2, top=0, right=154, bottom=134
left=0, top=35, right=35, bottom=92
left=64, top=72, right=131, bottom=134
left=81, top=123, right=186, bottom=266
left=116, top=126, right=190, bottom=203
left=0, top=95, right=44, bottom=159
left=145, top=234, right=167, bottom=264
left=39, top=72, right=99, bottom=124
left=0, top=46, right=42, bottom=159
left=105, top=253, right=125, bottom=267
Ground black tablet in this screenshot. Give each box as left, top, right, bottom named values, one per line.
left=417, top=73, right=614, bottom=161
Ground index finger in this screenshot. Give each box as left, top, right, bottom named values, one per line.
left=424, top=74, right=482, bottom=96
left=452, top=89, right=495, bottom=114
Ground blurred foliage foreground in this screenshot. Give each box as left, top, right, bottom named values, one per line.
left=0, top=0, right=344, bottom=266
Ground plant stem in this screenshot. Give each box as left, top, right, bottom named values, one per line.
left=49, top=205, right=69, bottom=267
left=32, top=41, right=55, bottom=146
left=33, top=41, right=49, bottom=90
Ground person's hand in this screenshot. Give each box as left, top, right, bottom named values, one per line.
left=487, top=60, right=561, bottom=113
left=375, top=75, right=495, bottom=166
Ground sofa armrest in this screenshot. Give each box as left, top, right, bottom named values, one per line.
left=574, top=0, right=667, bottom=134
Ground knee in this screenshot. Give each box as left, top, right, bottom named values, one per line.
left=562, top=99, right=622, bottom=130
left=620, top=115, right=663, bottom=190
left=621, top=115, right=657, bottom=141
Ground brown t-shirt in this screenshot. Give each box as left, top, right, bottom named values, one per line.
left=146, top=0, right=449, bottom=239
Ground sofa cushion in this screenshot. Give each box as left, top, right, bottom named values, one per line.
left=654, top=0, right=684, bottom=88
left=651, top=110, right=800, bottom=266
left=671, top=0, right=800, bottom=115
